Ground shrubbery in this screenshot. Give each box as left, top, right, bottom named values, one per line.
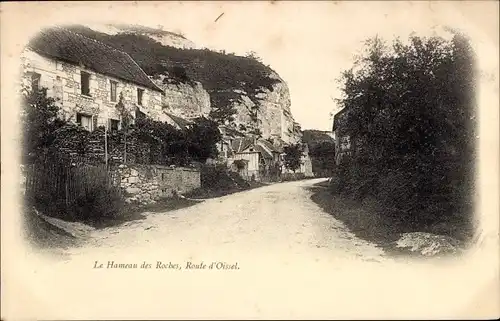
left=68, top=181, right=124, bottom=226
left=20, top=86, right=222, bottom=226
left=200, top=164, right=250, bottom=191
left=332, top=32, right=476, bottom=241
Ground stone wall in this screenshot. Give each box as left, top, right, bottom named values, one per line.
left=112, top=164, right=200, bottom=204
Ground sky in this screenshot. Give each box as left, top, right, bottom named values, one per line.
left=8, top=1, right=499, bottom=131
left=130, top=1, right=497, bottom=132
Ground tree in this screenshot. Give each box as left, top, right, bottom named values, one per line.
left=282, top=143, right=304, bottom=173
left=308, top=140, right=336, bottom=175
left=335, top=31, right=476, bottom=236
left=115, top=93, right=134, bottom=163
left=20, top=85, right=66, bottom=163
left=186, top=117, right=222, bottom=163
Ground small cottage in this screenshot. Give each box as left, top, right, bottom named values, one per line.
left=230, top=137, right=282, bottom=181
left=21, top=27, right=165, bottom=131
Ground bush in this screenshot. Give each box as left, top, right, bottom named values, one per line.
left=332, top=32, right=476, bottom=241
left=200, top=164, right=248, bottom=190
left=281, top=172, right=306, bottom=182
left=24, top=156, right=126, bottom=227
left=68, top=184, right=124, bottom=226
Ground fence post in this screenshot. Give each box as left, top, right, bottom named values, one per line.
left=65, top=165, right=69, bottom=207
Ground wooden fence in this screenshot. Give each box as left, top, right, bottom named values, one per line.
left=23, top=156, right=121, bottom=207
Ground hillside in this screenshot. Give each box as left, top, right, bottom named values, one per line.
left=59, top=24, right=301, bottom=144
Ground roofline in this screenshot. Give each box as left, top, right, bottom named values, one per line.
left=332, top=107, right=349, bottom=131
left=28, top=27, right=164, bottom=94
left=121, top=50, right=164, bottom=93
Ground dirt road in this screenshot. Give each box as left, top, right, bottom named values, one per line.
left=15, top=179, right=486, bottom=319
left=67, top=178, right=387, bottom=264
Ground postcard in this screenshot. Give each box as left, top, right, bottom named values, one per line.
left=1, top=1, right=499, bottom=319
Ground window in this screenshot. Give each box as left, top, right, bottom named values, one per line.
left=81, top=71, right=91, bottom=96
left=135, top=106, right=146, bottom=120
left=110, top=80, right=117, bottom=102
left=109, top=119, right=119, bottom=131
left=137, top=88, right=144, bottom=105
left=76, top=113, right=93, bottom=131
left=31, top=72, right=41, bottom=92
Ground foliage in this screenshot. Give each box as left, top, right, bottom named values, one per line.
left=283, top=143, right=304, bottom=173
left=20, top=85, right=67, bottom=163
left=334, top=32, right=476, bottom=237
left=309, top=141, right=336, bottom=176
left=199, top=164, right=249, bottom=191
left=68, top=176, right=124, bottom=225
left=131, top=116, right=221, bottom=165
left=24, top=153, right=125, bottom=227
left=302, top=130, right=336, bottom=175
left=186, top=117, right=222, bottom=162
left=21, top=87, right=221, bottom=167
left=281, top=172, right=306, bottom=182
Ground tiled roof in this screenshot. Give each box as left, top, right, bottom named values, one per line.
left=258, top=139, right=282, bottom=154
left=254, top=144, right=273, bottom=159
left=164, top=112, right=191, bottom=130
left=230, top=137, right=282, bottom=159
left=27, top=27, right=163, bottom=93
left=231, top=137, right=255, bottom=153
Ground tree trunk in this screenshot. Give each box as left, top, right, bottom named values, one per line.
left=124, top=132, right=127, bottom=163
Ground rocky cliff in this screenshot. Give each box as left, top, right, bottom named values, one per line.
left=61, top=24, right=302, bottom=145
left=85, top=23, right=196, bottom=49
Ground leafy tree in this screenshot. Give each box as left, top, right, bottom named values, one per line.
left=20, top=85, right=67, bottom=163
left=335, top=31, right=476, bottom=238
left=208, top=91, right=238, bottom=124
left=115, top=93, right=134, bottom=163
left=186, top=117, right=222, bottom=162
left=283, top=143, right=304, bottom=173
left=302, top=130, right=336, bottom=175
left=309, top=141, right=336, bottom=175
left=131, top=115, right=221, bottom=165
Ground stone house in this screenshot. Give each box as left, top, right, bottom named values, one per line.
left=21, top=27, right=165, bottom=132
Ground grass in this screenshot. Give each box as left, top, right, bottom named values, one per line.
left=308, top=182, right=401, bottom=251
left=93, top=196, right=202, bottom=229
left=23, top=206, right=75, bottom=247
left=307, top=180, right=472, bottom=258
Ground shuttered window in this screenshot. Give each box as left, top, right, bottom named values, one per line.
left=110, top=80, right=117, bottom=102
left=81, top=71, right=91, bottom=96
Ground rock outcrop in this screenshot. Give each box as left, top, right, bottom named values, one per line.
left=230, top=72, right=302, bottom=145
left=152, top=75, right=211, bottom=120
left=86, top=23, right=196, bottom=49
left=395, top=232, right=464, bottom=257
